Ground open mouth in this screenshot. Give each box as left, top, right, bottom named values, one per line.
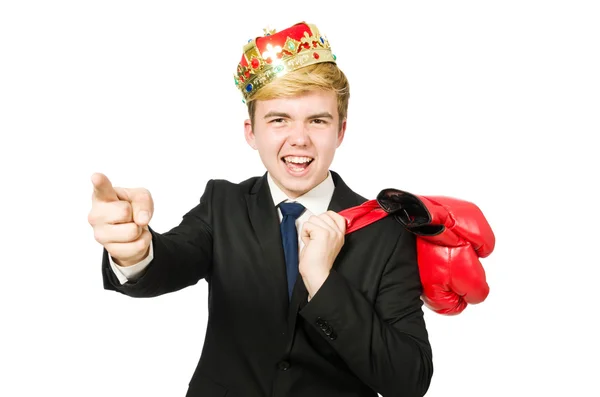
left=282, top=156, right=314, bottom=173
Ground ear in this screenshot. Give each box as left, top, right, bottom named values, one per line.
left=244, top=119, right=257, bottom=150
left=336, top=118, right=347, bottom=148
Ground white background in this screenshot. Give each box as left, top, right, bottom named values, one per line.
left=1, top=1, right=599, bottom=396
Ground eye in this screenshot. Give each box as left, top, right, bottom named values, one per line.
left=311, top=119, right=327, bottom=125
left=270, top=118, right=285, bottom=124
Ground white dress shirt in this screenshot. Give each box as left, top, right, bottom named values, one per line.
left=109, top=172, right=335, bottom=285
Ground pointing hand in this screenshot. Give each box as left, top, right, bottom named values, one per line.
left=88, top=173, right=154, bottom=267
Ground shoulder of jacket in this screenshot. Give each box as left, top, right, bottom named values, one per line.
left=207, top=175, right=262, bottom=193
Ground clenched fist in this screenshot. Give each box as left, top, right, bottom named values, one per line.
left=299, top=211, right=347, bottom=298
left=88, top=172, right=154, bottom=267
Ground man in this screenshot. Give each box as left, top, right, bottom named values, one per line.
left=89, top=21, right=434, bottom=397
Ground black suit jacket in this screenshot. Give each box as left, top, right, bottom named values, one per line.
left=102, top=171, right=434, bottom=397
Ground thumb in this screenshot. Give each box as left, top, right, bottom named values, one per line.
left=329, top=211, right=347, bottom=234
left=91, top=173, right=119, bottom=202
left=301, top=221, right=313, bottom=247
left=127, top=188, right=154, bottom=226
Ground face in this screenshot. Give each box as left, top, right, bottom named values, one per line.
left=244, top=90, right=346, bottom=199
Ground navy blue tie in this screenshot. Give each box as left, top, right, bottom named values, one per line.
left=279, top=202, right=305, bottom=300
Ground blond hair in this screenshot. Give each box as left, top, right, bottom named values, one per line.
left=246, top=62, right=350, bottom=130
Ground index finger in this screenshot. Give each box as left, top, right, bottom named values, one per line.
left=91, top=173, right=119, bottom=203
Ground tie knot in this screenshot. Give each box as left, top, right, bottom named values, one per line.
left=279, top=202, right=305, bottom=219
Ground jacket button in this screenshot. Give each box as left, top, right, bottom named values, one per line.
left=277, top=361, right=290, bottom=371
left=316, top=317, right=325, bottom=326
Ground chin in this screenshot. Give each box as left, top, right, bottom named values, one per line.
left=277, top=173, right=319, bottom=197
left=287, top=179, right=314, bottom=194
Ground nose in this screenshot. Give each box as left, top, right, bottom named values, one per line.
left=287, top=124, right=310, bottom=146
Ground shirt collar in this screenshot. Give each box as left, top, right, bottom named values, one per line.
left=267, top=171, right=335, bottom=215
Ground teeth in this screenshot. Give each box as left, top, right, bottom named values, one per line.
left=284, top=156, right=313, bottom=164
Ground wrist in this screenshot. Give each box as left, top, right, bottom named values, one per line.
left=301, top=269, right=330, bottom=297
left=113, top=246, right=150, bottom=267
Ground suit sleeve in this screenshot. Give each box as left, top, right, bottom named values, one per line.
left=298, top=228, right=433, bottom=397
left=108, top=241, right=155, bottom=284
left=101, top=179, right=215, bottom=298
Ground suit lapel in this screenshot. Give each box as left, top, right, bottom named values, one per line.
left=327, top=171, right=365, bottom=212
left=245, top=173, right=290, bottom=313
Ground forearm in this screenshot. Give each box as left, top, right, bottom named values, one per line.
left=102, top=180, right=216, bottom=298
left=103, top=223, right=213, bottom=298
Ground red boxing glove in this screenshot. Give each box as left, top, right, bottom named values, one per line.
left=376, top=189, right=495, bottom=315
left=415, top=238, right=489, bottom=314
left=339, top=190, right=495, bottom=315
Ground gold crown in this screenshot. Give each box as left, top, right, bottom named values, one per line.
left=234, top=22, right=337, bottom=102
